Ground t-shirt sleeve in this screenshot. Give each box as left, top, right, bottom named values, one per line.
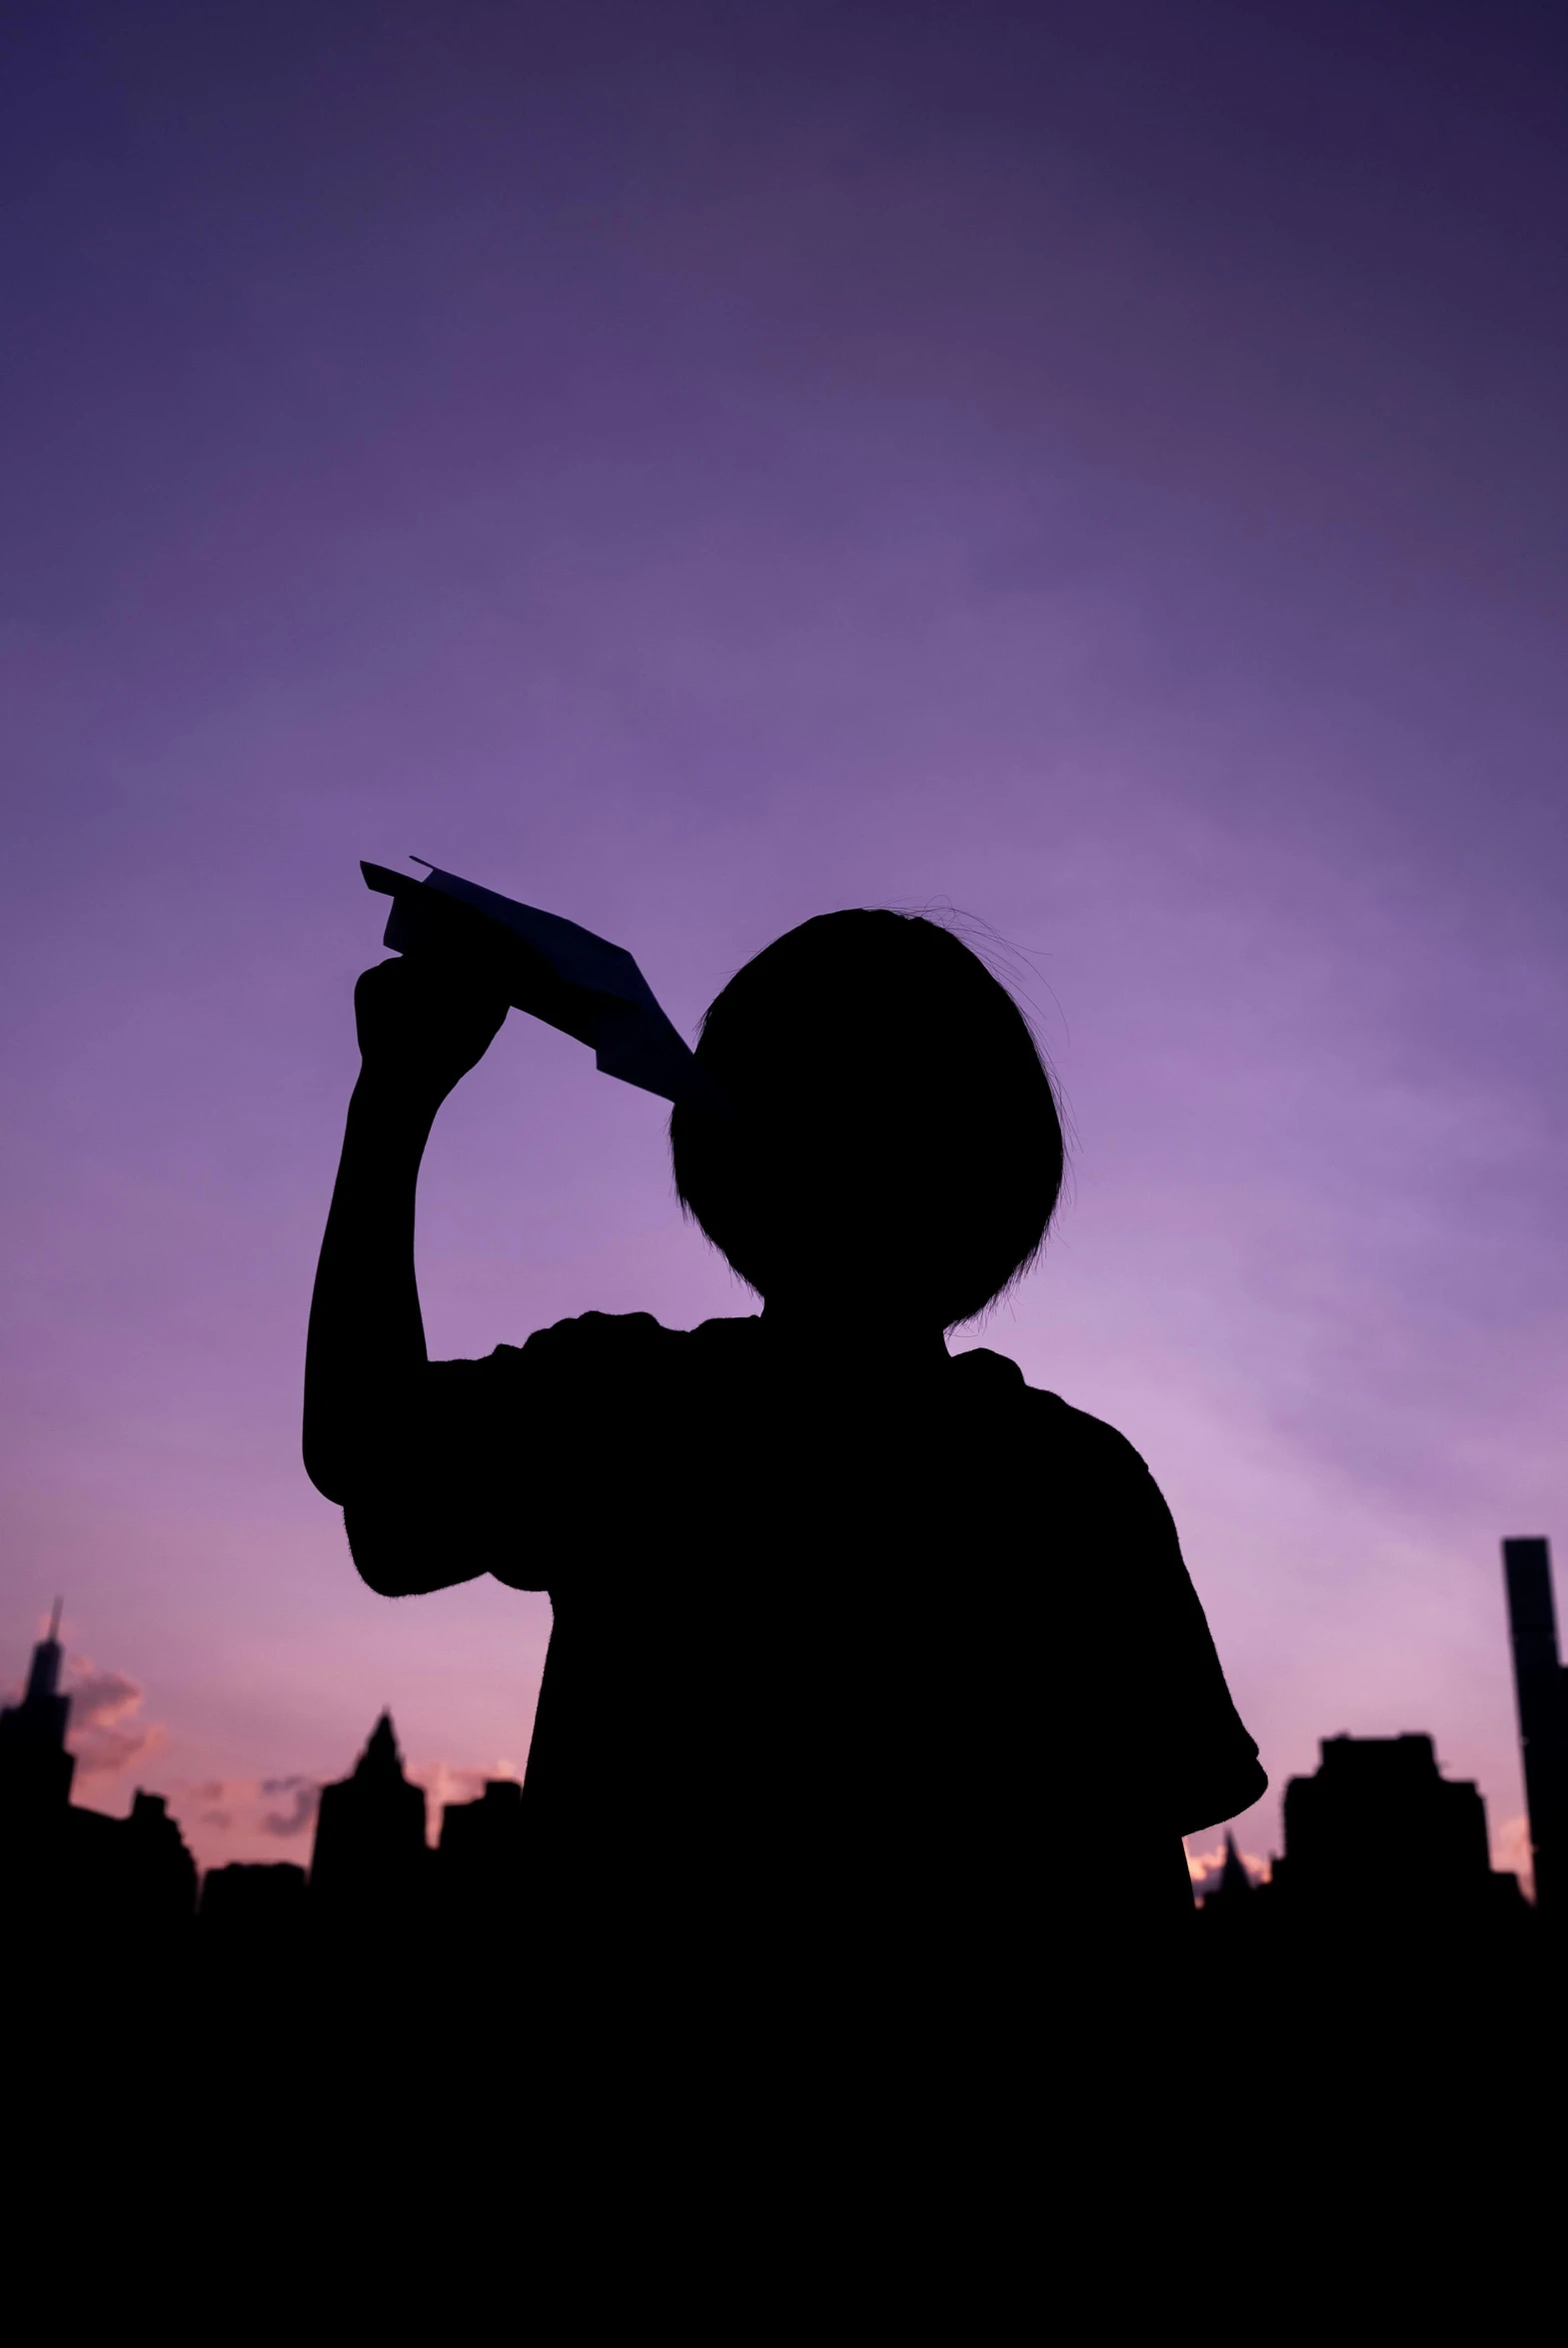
left=1052, top=1402, right=1267, bottom=1836
left=342, top=1310, right=672, bottom=1597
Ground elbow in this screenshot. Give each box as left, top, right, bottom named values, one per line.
left=303, top=1443, right=348, bottom=1508
left=1176, top=1755, right=1269, bottom=1839
left=343, top=1498, right=427, bottom=1596
left=302, top=1402, right=360, bottom=1506
left=342, top=1496, right=483, bottom=1598
left=346, top=1533, right=421, bottom=1598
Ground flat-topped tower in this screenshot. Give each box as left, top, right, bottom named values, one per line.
left=1503, top=1537, right=1568, bottom=1922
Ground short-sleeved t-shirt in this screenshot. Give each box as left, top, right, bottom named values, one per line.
left=351, top=1310, right=1263, bottom=1969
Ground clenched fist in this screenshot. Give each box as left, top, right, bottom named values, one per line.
left=353, top=954, right=509, bottom=1108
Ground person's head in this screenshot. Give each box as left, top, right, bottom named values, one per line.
left=670, top=910, right=1063, bottom=1329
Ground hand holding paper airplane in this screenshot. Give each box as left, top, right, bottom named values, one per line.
left=362, top=860, right=720, bottom=1108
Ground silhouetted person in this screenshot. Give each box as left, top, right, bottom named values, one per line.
left=304, top=910, right=1264, bottom=2090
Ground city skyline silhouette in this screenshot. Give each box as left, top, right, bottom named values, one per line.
left=6, top=1531, right=1561, bottom=1942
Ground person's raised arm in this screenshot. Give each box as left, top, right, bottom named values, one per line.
left=303, top=952, right=508, bottom=1514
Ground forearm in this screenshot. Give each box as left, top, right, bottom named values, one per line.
left=303, top=1077, right=441, bottom=1501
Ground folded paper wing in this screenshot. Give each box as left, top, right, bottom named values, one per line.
left=362, top=860, right=719, bottom=1107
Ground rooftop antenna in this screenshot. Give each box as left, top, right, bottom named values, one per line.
left=47, top=1596, right=62, bottom=1644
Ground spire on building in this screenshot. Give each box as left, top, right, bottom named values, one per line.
left=1218, top=1832, right=1252, bottom=1898
left=0, top=1605, right=76, bottom=1812
left=2, top=1616, right=198, bottom=1956
left=357, top=1710, right=404, bottom=1779
left=1200, top=1829, right=1254, bottom=1914
left=310, top=1709, right=429, bottom=1929
left=23, top=1602, right=66, bottom=1710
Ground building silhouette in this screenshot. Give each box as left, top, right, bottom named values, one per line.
left=1502, top=1536, right=1567, bottom=1924
left=309, top=1709, right=428, bottom=1928
left=0, top=1610, right=196, bottom=1948
left=1200, top=1831, right=1254, bottom=1914
left=439, top=1775, right=526, bottom=1941
left=202, top=1860, right=309, bottom=1934
left=0, top=1598, right=74, bottom=1814
left=119, top=1788, right=198, bottom=1935
left=1269, top=1731, right=1520, bottom=1933
left=199, top=1861, right=309, bottom=1984
left=5, top=1539, right=1558, bottom=1979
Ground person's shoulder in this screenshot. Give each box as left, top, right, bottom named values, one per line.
left=953, top=1348, right=1153, bottom=1470
left=484, top=1310, right=760, bottom=1374
left=508, top=1308, right=670, bottom=1346
left=485, top=1309, right=677, bottom=1369
left=689, top=1313, right=764, bottom=1349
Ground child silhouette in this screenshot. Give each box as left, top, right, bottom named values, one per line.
left=305, top=908, right=1264, bottom=2025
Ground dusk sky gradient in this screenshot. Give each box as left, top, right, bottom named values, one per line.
left=3, top=0, right=1565, bottom=1886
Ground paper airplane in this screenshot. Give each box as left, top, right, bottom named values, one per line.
left=362, top=859, right=721, bottom=1108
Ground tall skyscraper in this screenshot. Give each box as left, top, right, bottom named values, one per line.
left=0, top=1600, right=75, bottom=1814
left=1, top=1613, right=197, bottom=1947
left=1502, top=1537, right=1568, bottom=1922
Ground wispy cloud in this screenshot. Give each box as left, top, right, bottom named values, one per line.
left=259, top=1776, right=319, bottom=1838
left=1492, top=1813, right=1534, bottom=1902
left=172, top=1774, right=320, bottom=1845
left=65, top=1657, right=165, bottom=1778
left=163, top=1754, right=524, bottom=1870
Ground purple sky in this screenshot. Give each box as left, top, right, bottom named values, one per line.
left=3, top=1, right=1565, bottom=1886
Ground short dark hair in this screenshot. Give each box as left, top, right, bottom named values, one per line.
left=670, top=910, right=1063, bottom=1327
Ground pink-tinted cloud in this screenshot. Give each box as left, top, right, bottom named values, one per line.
left=1491, top=1813, right=1533, bottom=1903
left=412, top=1758, right=523, bottom=1825
left=1186, top=1842, right=1270, bottom=1892
left=160, top=1774, right=319, bottom=1862
left=259, top=1776, right=319, bottom=1838
left=65, top=1657, right=166, bottom=1778
left=162, top=1756, right=521, bottom=1869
